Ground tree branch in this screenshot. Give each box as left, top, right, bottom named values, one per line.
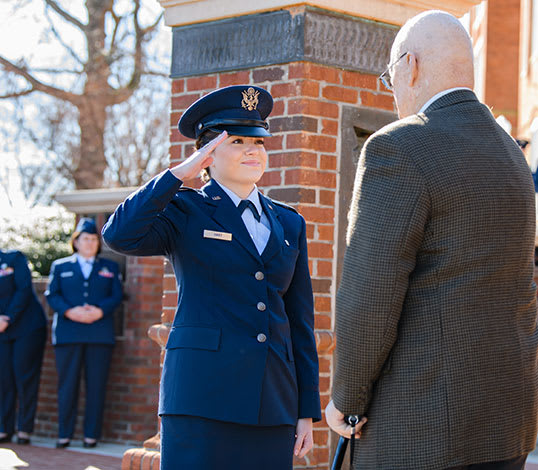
left=44, top=0, right=86, bottom=31
left=30, top=68, right=83, bottom=75
left=0, top=89, right=35, bottom=99
left=142, top=11, right=164, bottom=37
left=0, top=56, right=81, bottom=104
left=128, top=0, right=143, bottom=91
left=108, top=8, right=124, bottom=57
left=142, top=69, right=168, bottom=77
left=44, top=7, right=85, bottom=66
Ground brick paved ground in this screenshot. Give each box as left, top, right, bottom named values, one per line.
left=1, top=441, right=538, bottom=469
left=0, top=442, right=122, bottom=470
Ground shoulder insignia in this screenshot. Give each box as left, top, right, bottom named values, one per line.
left=270, top=199, right=298, bottom=214
left=178, top=186, right=198, bottom=193
left=175, top=186, right=203, bottom=200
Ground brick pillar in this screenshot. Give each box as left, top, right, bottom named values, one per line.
left=468, top=0, right=521, bottom=132
left=122, top=6, right=399, bottom=470
left=104, top=256, right=163, bottom=443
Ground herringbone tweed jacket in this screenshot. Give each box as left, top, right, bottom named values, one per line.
left=333, top=90, right=538, bottom=470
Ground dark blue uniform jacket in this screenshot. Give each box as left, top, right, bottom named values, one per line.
left=45, top=255, right=122, bottom=345
left=0, top=250, right=47, bottom=341
left=102, top=170, right=321, bottom=426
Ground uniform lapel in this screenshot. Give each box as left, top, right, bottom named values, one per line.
left=89, top=257, right=100, bottom=280
left=259, top=194, right=284, bottom=263
left=202, top=180, right=261, bottom=262
left=70, top=254, right=85, bottom=281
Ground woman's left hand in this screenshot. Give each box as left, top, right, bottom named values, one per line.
left=0, top=315, right=9, bottom=333
left=294, top=418, right=313, bottom=459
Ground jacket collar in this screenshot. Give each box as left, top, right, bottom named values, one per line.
left=69, top=253, right=101, bottom=279
left=201, top=180, right=284, bottom=262
left=201, top=179, right=261, bottom=261
left=422, top=89, right=478, bottom=114
left=212, top=180, right=263, bottom=218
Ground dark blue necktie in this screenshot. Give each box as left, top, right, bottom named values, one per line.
left=238, top=200, right=261, bottom=222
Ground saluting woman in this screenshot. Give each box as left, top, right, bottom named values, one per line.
left=0, top=249, right=47, bottom=445
left=45, top=218, right=122, bottom=449
left=102, top=85, right=321, bottom=470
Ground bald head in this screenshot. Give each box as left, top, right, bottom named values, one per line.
left=390, top=11, right=474, bottom=117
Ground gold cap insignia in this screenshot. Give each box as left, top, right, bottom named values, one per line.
left=241, top=87, right=260, bottom=111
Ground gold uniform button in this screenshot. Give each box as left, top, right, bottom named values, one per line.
left=255, top=271, right=264, bottom=281
left=257, top=333, right=267, bottom=343
left=257, top=302, right=266, bottom=311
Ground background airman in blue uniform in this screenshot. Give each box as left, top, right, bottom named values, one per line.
left=45, top=218, right=122, bottom=448
left=0, top=249, right=47, bottom=445
left=103, top=85, right=321, bottom=470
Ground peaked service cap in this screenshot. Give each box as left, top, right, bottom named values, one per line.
left=177, top=85, right=273, bottom=139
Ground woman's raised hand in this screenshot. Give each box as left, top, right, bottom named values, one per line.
left=171, top=131, right=228, bottom=181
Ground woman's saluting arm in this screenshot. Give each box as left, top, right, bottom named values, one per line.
left=102, top=132, right=227, bottom=257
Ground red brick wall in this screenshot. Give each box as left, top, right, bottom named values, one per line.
left=165, top=62, right=395, bottom=469
left=32, top=254, right=163, bottom=444
left=518, top=0, right=538, bottom=139
left=484, top=0, right=521, bottom=131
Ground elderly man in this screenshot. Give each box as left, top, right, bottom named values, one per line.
left=326, top=10, right=538, bottom=470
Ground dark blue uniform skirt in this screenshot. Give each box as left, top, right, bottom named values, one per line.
left=160, top=415, right=295, bottom=470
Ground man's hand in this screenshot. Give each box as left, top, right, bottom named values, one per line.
left=294, top=418, right=313, bottom=459
left=0, top=315, right=10, bottom=333
left=171, top=131, right=228, bottom=181
left=325, top=400, right=367, bottom=439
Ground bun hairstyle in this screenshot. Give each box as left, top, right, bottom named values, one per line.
left=195, top=130, right=222, bottom=183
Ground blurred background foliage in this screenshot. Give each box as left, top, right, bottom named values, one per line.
left=0, top=210, right=74, bottom=277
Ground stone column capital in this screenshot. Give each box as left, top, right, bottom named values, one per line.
left=156, top=0, right=482, bottom=28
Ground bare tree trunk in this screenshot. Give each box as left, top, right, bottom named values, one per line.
left=75, top=99, right=107, bottom=188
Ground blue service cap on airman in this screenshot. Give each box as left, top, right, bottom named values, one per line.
left=75, top=217, right=98, bottom=235
left=178, top=85, right=273, bottom=139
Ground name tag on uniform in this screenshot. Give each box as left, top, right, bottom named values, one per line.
left=60, top=271, right=74, bottom=278
left=203, top=230, right=232, bottom=242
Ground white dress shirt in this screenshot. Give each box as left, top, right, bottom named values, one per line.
left=76, top=254, right=95, bottom=279
left=215, top=181, right=271, bottom=255
left=419, top=87, right=473, bottom=114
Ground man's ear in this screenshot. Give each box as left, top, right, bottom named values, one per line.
left=407, top=53, right=419, bottom=87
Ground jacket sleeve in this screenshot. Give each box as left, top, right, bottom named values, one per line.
left=3, top=251, right=33, bottom=324
left=332, top=131, right=430, bottom=417
left=102, top=169, right=186, bottom=257
left=45, top=261, right=73, bottom=317
left=283, top=216, right=321, bottom=421
left=95, top=262, right=123, bottom=317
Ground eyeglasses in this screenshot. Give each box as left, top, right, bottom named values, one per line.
left=378, top=52, right=408, bottom=91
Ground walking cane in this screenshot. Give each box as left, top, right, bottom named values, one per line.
left=331, top=415, right=360, bottom=470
